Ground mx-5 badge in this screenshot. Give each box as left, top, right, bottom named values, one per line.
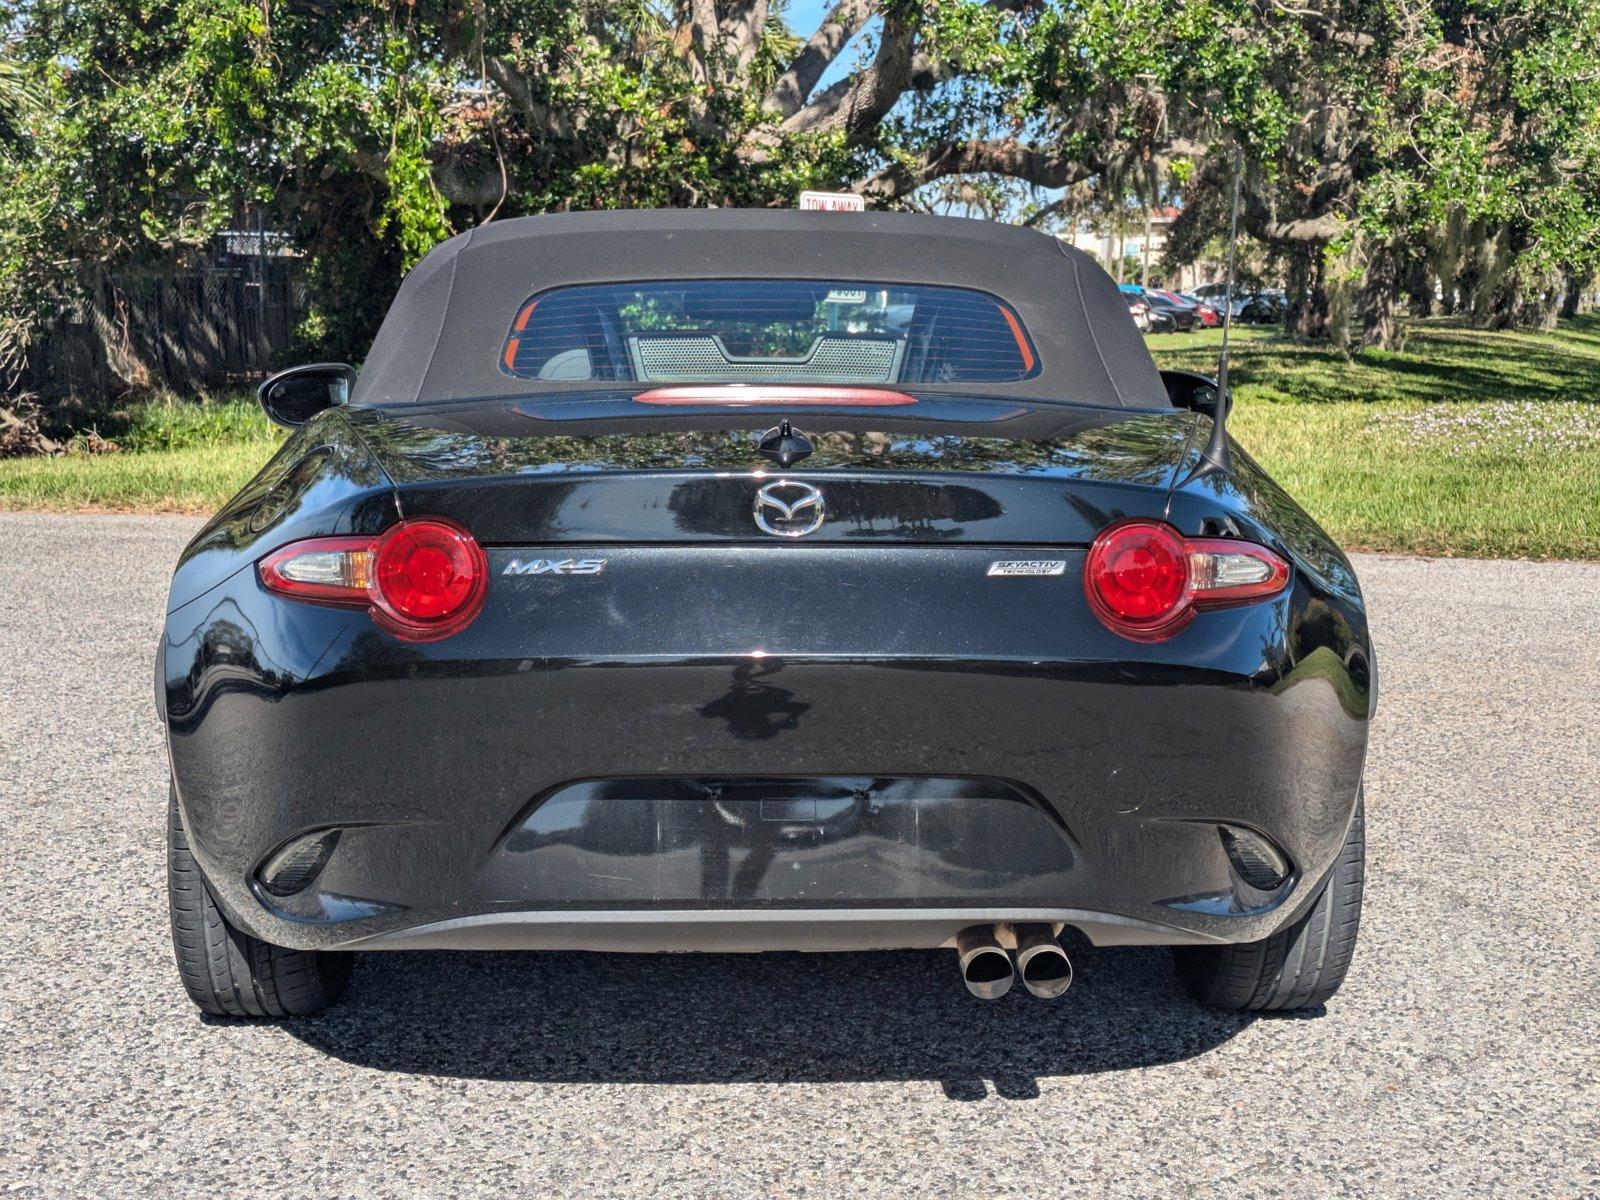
left=502, top=558, right=607, bottom=576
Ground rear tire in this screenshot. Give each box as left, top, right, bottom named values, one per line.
left=168, top=790, right=351, bottom=1017
left=1174, top=795, right=1364, bottom=1012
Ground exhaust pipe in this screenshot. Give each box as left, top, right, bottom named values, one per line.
left=955, top=925, right=1014, bottom=1000
left=1013, top=924, right=1073, bottom=1000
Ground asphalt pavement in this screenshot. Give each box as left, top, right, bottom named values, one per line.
left=1, top=513, right=1595, bottom=1199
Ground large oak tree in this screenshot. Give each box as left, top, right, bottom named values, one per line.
left=1, top=0, right=1595, bottom=382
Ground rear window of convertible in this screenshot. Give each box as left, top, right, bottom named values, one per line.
left=499, top=279, right=1039, bottom=385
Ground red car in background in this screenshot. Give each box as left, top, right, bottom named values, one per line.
left=1160, top=290, right=1220, bottom=327
left=1176, top=293, right=1223, bottom=327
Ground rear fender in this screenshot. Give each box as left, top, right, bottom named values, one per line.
left=166, top=410, right=398, bottom=615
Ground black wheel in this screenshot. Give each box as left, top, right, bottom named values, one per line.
left=167, top=789, right=351, bottom=1017
left=1174, top=795, right=1364, bottom=1012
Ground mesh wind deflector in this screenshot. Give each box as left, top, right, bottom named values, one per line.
left=499, top=280, right=1039, bottom=385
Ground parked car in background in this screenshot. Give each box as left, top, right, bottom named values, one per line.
left=1142, top=291, right=1198, bottom=332
left=1176, top=292, right=1222, bottom=327
left=1124, top=291, right=1153, bottom=332
left=1149, top=289, right=1213, bottom=330
left=1240, top=290, right=1288, bottom=324
left=1145, top=304, right=1178, bottom=333
left=1191, top=283, right=1286, bottom=326
left=1119, top=284, right=1176, bottom=332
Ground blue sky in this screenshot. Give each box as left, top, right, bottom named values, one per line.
left=783, top=1, right=872, bottom=93
left=785, top=2, right=834, bottom=41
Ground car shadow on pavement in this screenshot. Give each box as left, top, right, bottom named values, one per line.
left=277, top=939, right=1255, bottom=1096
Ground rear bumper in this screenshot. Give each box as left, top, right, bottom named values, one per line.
left=166, top=670, right=1366, bottom=953
left=163, top=545, right=1370, bottom=953
left=342, top=908, right=1223, bottom=952
left=201, top=772, right=1348, bottom=951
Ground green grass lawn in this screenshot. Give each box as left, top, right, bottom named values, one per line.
left=0, top=394, right=284, bottom=512
left=3, top=317, right=1598, bottom=557
left=1148, top=315, right=1600, bottom=406
left=0, top=439, right=278, bottom=513
left=1227, top=400, right=1600, bottom=558
left=1149, top=317, right=1600, bottom=557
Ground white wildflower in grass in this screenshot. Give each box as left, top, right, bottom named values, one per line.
left=1367, top=401, right=1600, bottom=457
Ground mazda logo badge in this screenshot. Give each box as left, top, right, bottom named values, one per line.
left=753, top=479, right=825, bottom=538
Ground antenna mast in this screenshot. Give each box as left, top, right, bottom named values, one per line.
left=1194, top=146, right=1244, bottom=476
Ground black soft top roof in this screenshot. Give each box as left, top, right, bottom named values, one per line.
left=352, top=208, right=1171, bottom=410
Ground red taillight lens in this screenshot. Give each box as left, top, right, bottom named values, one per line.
left=374, top=521, right=484, bottom=623
left=1085, top=519, right=1290, bottom=641
left=1086, top=522, right=1188, bottom=625
left=258, top=518, right=487, bottom=642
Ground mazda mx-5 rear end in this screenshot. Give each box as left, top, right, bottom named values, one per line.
left=159, top=210, right=1372, bottom=1017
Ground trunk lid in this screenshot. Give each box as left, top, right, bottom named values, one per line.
left=344, top=395, right=1200, bottom=546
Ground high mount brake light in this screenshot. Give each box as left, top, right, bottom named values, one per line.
left=258, top=518, right=488, bottom=642
left=1084, top=519, right=1289, bottom=642
left=632, top=386, right=916, bottom=407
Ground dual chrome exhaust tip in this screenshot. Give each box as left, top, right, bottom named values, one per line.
left=955, top=924, right=1074, bottom=1001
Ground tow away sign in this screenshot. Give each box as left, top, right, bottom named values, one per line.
left=798, top=190, right=865, bottom=212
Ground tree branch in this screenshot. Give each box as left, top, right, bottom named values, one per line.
left=721, top=0, right=772, bottom=73
left=1250, top=210, right=1348, bottom=243
left=854, top=138, right=1096, bottom=201
left=773, top=0, right=1046, bottom=131
left=1022, top=196, right=1068, bottom=227
left=764, top=0, right=877, bottom=117
left=484, top=54, right=576, bottom=139
left=1151, top=137, right=1210, bottom=163
left=779, top=10, right=915, bottom=138
left=1237, top=168, right=1351, bottom=244
left=686, top=0, right=720, bottom=84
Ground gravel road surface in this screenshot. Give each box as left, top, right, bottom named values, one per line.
left=1, top=513, right=1595, bottom=1199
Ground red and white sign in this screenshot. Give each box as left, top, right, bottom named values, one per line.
left=798, top=190, right=865, bottom=212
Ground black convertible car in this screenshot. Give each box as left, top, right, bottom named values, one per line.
left=160, top=210, right=1371, bottom=1017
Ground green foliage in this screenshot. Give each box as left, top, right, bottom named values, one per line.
left=0, top=55, right=44, bottom=145
left=113, top=395, right=278, bottom=453
left=0, top=0, right=1596, bottom=377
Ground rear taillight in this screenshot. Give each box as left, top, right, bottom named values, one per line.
left=259, top=518, right=488, bottom=641
left=1084, top=519, right=1289, bottom=641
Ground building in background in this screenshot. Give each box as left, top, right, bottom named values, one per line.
left=1058, top=206, right=1207, bottom=291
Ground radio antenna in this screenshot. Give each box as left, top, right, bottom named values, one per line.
left=1192, top=145, right=1244, bottom=477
